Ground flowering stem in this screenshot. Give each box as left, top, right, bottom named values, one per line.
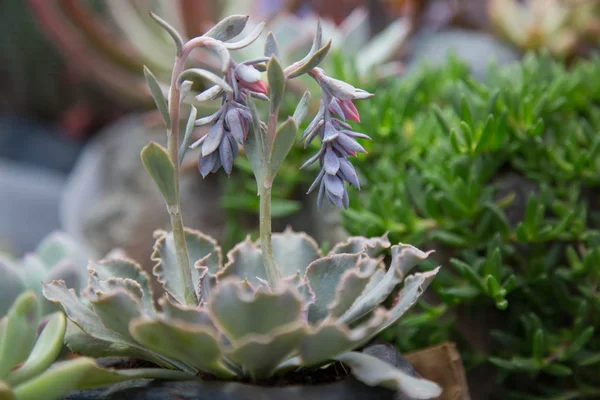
left=259, top=109, right=282, bottom=287
left=166, top=54, right=197, bottom=306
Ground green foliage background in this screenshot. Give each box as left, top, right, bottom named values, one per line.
left=339, top=53, right=600, bottom=399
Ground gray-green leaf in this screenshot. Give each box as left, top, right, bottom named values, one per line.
left=149, top=12, right=183, bottom=56
left=334, top=351, right=442, bottom=399
left=267, top=56, right=286, bottom=112
left=287, top=40, right=331, bottom=79
left=292, top=91, right=312, bottom=126
left=264, top=32, right=280, bottom=59
left=204, top=15, right=249, bottom=42
left=179, top=106, right=198, bottom=164
left=141, top=142, right=177, bottom=206
left=0, top=291, right=39, bottom=379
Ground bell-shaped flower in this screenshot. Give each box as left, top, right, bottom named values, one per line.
left=235, top=63, right=268, bottom=94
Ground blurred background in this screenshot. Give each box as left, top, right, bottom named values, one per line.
left=1, top=1, right=599, bottom=398
left=3, top=0, right=598, bottom=256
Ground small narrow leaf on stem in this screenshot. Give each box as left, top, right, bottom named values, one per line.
left=287, top=40, right=332, bottom=79
left=267, top=56, right=286, bottom=113
left=179, top=106, right=198, bottom=164
left=264, top=32, right=280, bottom=59
left=293, top=91, right=312, bottom=126
left=149, top=12, right=183, bottom=56
left=178, top=68, right=232, bottom=93
left=267, top=117, right=299, bottom=186
left=144, top=66, right=171, bottom=129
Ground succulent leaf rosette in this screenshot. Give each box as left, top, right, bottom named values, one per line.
left=43, top=13, right=442, bottom=399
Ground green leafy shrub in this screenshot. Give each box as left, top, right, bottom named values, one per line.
left=341, top=53, right=600, bottom=398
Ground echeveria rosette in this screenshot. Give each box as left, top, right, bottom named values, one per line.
left=193, top=62, right=268, bottom=177
left=301, top=67, right=373, bottom=208
left=43, top=228, right=441, bottom=398
left=76, top=13, right=442, bottom=398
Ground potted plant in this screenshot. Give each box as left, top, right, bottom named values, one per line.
left=41, top=12, right=443, bottom=399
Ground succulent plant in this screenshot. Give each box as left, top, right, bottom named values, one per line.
left=0, top=291, right=190, bottom=400
left=0, top=232, right=91, bottom=316
left=43, top=11, right=441, bottom=398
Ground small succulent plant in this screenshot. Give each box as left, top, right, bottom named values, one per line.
left=0, top=232, right=90, bottom=316
left=43, top=12, right=441, bottom=398
left=1, top=291, right=189, bottom=400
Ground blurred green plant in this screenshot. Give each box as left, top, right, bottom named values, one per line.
left=338, top=53, right=600, bottom=398
left=0, top=233, right=90, bottom=317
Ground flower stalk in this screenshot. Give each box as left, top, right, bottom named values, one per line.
left=166, top=52, right=196, bottom=306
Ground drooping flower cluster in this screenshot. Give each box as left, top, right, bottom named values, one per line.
left=192, top=62, right=268, bottom=177
left=301, top=67, right=373, bottom=208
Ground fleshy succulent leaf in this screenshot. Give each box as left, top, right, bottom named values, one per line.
left=90, top=258, right=155, bottom=314
left=208, top=279, right=303, bottom=342
left=42, top=282, right=169, bottom=367
left=178, top=68, right=233, bottom=93
left=327, top=257, right=382, bottom=319
left=271, top=227, right=321, bottom=278
left=0, top=259, right=25, bottom=316
left=11, top=357, right=193, bottom=400
left=305, top=253, right=362, bottom=323
left=152, top=228, right=221, bottom=304
left=267, top=56, right=286, bottom=112
left=158, top=297, right=215, bottom=328
left=87, top=289, right=142, bottom=340
left=340, top=245, right=433, bottom=324
left=227, top=322, right=306, bottom=380
left=287, top=40, right=332, bottom=79
left=223, top=22, right=265, bottom=50
left=141, top=142, right=177, bottom=206
left=130, top=318, right=234, bottom=378
left=334, top=351, right=442, bottom=399
left=300, top=309, right=387, bottom=366
left=143, top=66, right=170, bottom=129
left=244, top=94, right=265, bottom=193
left=267, top=117, right=298, bottom=185
left=0, top=291, right=39, bottom=379
left=149, top=12, right=183, bottom=56
left=329, top=234, right=391, bottom=257
left=203, top=15, right=249, bottom=42
left=35, top=232, right=87, bottom=269
left=292, top=91, right=312, bottom=126
left=218, top=237, right=265, bottom=287
left=373, top=267, right=440, bottom=335
left=264, top=32, right=280, bottom=59
left=5, top=312, right=65, bottom=387
left=179, top=106, right=198, bottom=164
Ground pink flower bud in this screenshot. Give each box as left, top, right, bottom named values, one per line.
left=329, top=98, right=360, bottom=122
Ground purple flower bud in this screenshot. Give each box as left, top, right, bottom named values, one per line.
left=219, top=132, right=235, bottom=176
left=202, top=119, right=224, bottom=157
left=323, top=146, right=340, bottom=175
left=198, top=151, right=218, bottom=178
